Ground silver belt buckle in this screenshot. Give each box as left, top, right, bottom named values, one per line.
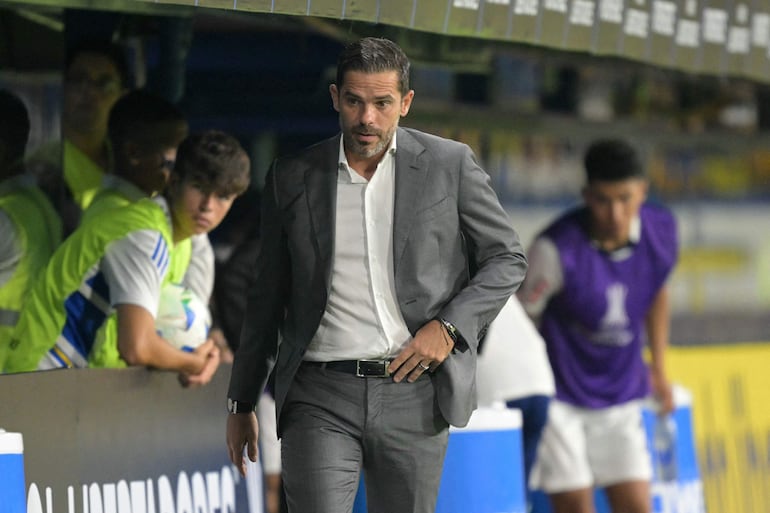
left=355, top=360, right=390, bottom=377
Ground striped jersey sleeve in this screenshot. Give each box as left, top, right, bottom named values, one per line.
left=102, top=229, right=170, bottom=318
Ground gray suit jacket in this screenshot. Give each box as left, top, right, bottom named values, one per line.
left=228, top=127, right=527, bottom=429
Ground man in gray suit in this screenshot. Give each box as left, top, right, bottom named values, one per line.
left=226, top=37, right=527, bottom=513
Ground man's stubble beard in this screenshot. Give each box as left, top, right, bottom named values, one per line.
left=344, top=124, right=397, bottom=159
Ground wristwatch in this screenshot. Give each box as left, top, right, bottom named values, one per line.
left=227, top=398, right=255, bottom=414
left=437, top=317, right=459, bottom=344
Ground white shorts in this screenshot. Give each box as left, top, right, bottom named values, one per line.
left=530, top=399, right=652, bottom=493
left=257, top=392, right=282, bottom=475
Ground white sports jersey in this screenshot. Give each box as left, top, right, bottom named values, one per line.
left=476, top=295, right=555, bottom=405
left=102, top=228, right=169, bottom=317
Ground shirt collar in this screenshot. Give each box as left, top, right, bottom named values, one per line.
left=628, top=215, right=641, bottom=243
left=100, top=174, right=149, bottom=202
left=590, top=215, right=641, bottom=259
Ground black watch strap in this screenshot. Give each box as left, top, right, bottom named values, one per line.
left=438, top=317, right=459, bottom=344
left=227, top=398, right=255, bottom=414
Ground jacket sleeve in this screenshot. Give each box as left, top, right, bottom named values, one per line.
left=437, top=144, right=528, bottom=351
left=227, top=166, right=290, bottom=404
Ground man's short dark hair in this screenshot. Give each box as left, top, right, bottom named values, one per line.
left=336, top=37, right=411, bottom=96
left=0, top=89, right=30, bottom=165
left=108, top=89, right=186, bottom=151
left=66, top=39, right=129, bottom=88
left=174, top=130, right=250, bottom=197
left=584, top=138, right=644, bottom=183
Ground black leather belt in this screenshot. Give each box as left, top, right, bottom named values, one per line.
left=303, top=359, right=394, bottom=377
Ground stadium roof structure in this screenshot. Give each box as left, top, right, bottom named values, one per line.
left=1, top=0, right=770, bottom=83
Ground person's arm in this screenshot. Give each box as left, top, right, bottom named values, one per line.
left=436, top=143, right=528, bottom=345
left=228, top=167, right=287, bottom=399
left=646, top=285, right=674, bottom=414
left=227, top=166, right=289, bottom=476
left=391, top=142, right=527, bottom=381
left=516, top=236, right=563, bottom=326
left=227, top=410, right=260, bottom=478
left=116, top=303, right=215, bottom=375
left=102, top=229, right=219, bottom=378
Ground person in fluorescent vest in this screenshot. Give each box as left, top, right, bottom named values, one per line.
left=82, top=89, right=188, bottom=222
left=81, top=89, right=222, bottom=371
left=0, top=89, right=63, bottom=367
left=3, top=131, right=250, bottom=387
left=82, top=90, right=194, bottom=288
left=26, top=39, right=128, bottom=237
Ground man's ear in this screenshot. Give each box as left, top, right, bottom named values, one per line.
left=329, top=84, right=340, bottom=112
left=400, top=90, right=415, bottom=117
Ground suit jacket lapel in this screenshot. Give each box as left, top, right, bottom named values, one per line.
left=305, top=135, right=339, bottom=282
left=393, top=128, right=428, bottom=270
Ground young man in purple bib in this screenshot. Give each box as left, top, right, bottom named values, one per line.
left=518, top=138, right=678, bottom=513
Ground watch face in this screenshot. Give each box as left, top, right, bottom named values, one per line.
left=228, top=399, right=253, bottom=414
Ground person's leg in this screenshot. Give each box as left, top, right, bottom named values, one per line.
left=506, top=395, right=551, bottom=483
left=549, top=488, right=597, bottom=513
left=280, top=364, right=366, bottom=513
left=588, top=401, right=652, bottom=513
left=530, top=400, right=596, bottom=513
left=604, top=481, right=651, bottom=513
left=362, top=375, right=449, bottom=513
left=257, top=392, right=283, bottom=513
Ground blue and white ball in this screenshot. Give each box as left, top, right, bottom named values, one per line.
left=155, top=283, right=211, bottom=352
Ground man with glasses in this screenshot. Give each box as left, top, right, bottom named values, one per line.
left=27, top=39, right=128, bottom=235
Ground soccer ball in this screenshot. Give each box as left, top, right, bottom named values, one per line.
left=155, top=283, right=211, bottom=352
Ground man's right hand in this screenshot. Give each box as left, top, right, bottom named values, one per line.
left=226, top=411, right=260, bottom=477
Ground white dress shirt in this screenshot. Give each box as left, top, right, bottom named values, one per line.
left=304, top=135, right=412, bottom=361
